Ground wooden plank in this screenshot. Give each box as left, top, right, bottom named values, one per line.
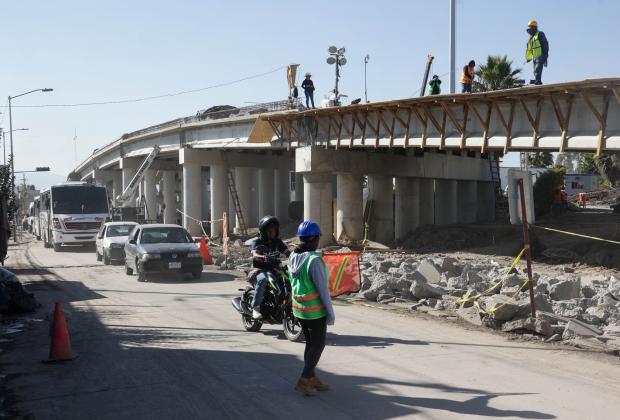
left=596, top=94, right=611, bottom=157
left=439, top=102, right=464, bottom=135
left=612, top=86, right=620, bottom=107
left=411, top=106, right=428, bottom=148
left=330, top=115, right=343, bottom=149
left=374, top=111, right=382, bottom=147
left=403, top=109, right=412, bottom=148
left=351, top=111, right=367, bottom=145
left=481, top=103, right=493, bottom=153
left=376, top=111, right=393, bottom=138
left=349, top=116, right=356, bottom=149
left=389, top=112, right=396, bottom=147
left=439, top=109, right=447, bottom=150
left=422, top=104, right=443, bottom=133
left=460, top=105, right=469, bottom=149
left=580, top=91, right=604, bottom=125
left=530, top=97, right=544, bottom=147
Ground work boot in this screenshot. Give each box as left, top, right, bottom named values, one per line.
left=309, top=376, right=330, bottom=391
left=295, top=378, right=317, bottom=396
left=252, top=308, right=263, bottom=320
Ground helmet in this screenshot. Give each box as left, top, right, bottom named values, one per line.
left=258, top=215, right=279, bottom=236
left=527, top=20, right=538, bottom=27
left=468, top=60, right=476, bottom=67
left=305, top=72, right=311, bottom=77
left=297, top=220, right=321, bottom=238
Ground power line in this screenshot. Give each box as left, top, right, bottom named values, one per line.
left=2, top=65, right=287, bottom=109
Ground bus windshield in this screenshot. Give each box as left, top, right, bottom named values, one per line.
left=52, top=186, right=108, bottom=214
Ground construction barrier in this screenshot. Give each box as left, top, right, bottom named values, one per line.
left=531, top=225, right=620, bottom=246
left=43, top=302, right=77, bottom=363
left=199, top=236, right=214, bottom=265
left=323, top=251, right=362, bottom=297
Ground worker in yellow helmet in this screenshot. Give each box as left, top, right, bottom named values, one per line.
left=525, top=20, right=549, bottom=85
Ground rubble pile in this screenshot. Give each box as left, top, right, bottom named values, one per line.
left=358, top=253, right=620, bottom=350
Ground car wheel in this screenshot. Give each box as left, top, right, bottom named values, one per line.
left=125, top=262, right=133, bottom=275
left=191, top=270, right=202, bottom=280
left=96, top=250, right=102, bottom=262
left=103, top=251, right=110, bottom=265
left=136, top=259, right=147, bottom=282
left=53, top=243, right=61, bottom=252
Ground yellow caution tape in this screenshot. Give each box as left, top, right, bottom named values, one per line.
left=456, top=247, right=527, bottom=305
left=531, top=225, right=620, bottom=246
left=480, top=279, right=531, bottom=315
left=175, top=209, right=225, bottom=238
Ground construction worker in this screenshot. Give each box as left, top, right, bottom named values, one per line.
left=525, top=20, right=549, bottom=85
left=460, top=60, right=476, bottom=93
left=560, top=185, right=568, bottom=211
left=250, top=215, right=291, bottom=320
left=288, top=220, right=335, bottom=396
left=428, top=75, right=442, bottom=95
left=301, top=73, right=316, bottom=109
left=579, top=192, right=587, bottom=208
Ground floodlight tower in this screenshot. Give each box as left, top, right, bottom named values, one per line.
left=326, top=46, right=347, bottom=106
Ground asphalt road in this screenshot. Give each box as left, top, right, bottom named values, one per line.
left=2, top=237, right=620, bottom=419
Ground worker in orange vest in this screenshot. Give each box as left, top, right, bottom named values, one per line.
left=460, top=60, right=476, bottom=93
left=578, top=192, right=587, bottom=208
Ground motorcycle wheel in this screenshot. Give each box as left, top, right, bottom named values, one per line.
left=242, top=315, right=262, bottom=332
left=283, top=314, right=304, bottom=342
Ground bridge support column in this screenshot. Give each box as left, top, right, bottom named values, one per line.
left=435, top=179, right=457, bottom=225
left=183, top=163, right=203, bottom=236
left=258, top=168, right=274, bottom=219
left=143, top=170, right=158, bottom=222
left=336, top=173, right=363, bottom=241
left=210, top=165, right=228, bottom=237
left=121, top=168, right=136, bottom=207
left=477, top=181, right=495, bottom=223
left=235, top=167, right=255, bottom=231
left=112, top=171, right=122, bottom=207
left=417, top=178, right=435, bottom=226
left=294, top=173, right=304, bottom=202
left=457, top=180, right=478, bottom=224
left=367, top=175, right=394, bottom=245
left=395, top=177, right=420, bottom=243
left=303, top=173, right=333, bottom=247
left=162, top=171, right=177, bottom=224
left=274, top=168, right=290, bottom=222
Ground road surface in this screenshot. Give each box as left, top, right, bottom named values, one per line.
left=2, top=237, right=620, bottom=419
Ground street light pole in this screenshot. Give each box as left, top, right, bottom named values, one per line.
left=364, top=54, right=370, bottom=103
left=449, top=0, right=456, bottom=94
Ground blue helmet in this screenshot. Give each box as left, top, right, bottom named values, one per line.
left=296, top=220, right=321, bottom=238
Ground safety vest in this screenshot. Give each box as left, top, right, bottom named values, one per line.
left=460, top=66, right=474, bottom=84
left=290, top=253, right=327, bottom=320
left=525, top=31, right=542, bottom=61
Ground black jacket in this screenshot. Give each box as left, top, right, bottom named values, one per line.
left=301, top=79, right=315, bottom=92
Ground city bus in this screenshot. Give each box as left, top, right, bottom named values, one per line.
left=39, top=182, right=110, bottom=251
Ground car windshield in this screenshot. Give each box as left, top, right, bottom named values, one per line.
left=107, top=224, right=135, bottom=237
left=52, top=186, right=108, bottom=214
left=140, top=227, right=191, bottom=244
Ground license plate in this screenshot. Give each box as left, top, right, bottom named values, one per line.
left=168, top=262, right=182, bottom=269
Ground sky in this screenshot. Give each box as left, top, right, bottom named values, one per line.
left=1, top=0, right=619, bottom=187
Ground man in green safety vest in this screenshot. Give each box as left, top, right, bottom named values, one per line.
left=288, top=220, right=335, bottom=396
left=525, top=20, right=549, bottom=85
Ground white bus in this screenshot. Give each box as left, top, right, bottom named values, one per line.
left=39, top=182, right=110, bottom=251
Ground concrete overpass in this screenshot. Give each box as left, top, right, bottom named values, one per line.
left=70, top=79, right=620, bottom=245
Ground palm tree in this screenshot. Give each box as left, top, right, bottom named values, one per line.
left=474, top=55, right=523, bottom=92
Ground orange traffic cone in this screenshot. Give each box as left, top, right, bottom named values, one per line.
left=200, top=236, right=214, bottom=265
left=43, top=302, right=77, bottom=363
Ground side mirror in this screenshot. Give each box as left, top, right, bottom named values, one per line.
left=97, top=235, right=103, bottom=239
left=128, top=239, right=136, bottom=245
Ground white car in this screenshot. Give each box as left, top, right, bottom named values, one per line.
left=96, top=222, right=138, bottom=265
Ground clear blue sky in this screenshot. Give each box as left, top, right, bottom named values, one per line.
left=1, top=0, right=619, bottom=182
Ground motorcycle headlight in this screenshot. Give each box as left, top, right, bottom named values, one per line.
left=142, top=253, right=161, bottom=261
left=187, top=252, right=202, bottom=259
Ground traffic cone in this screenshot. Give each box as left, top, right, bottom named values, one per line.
left=200, top=236, right=214, bottom=265
left=43, top=302, right=77, bottom=363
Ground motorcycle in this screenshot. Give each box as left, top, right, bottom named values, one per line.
left=231, top=252, right=304, bottom=342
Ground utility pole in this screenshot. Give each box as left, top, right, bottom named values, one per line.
left=449, top=0, right=456, bottom=94
left=73, top=128, right=78, bottom=167
left=364, top=54, right=370, bottom=103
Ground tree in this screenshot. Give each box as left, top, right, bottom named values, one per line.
left=527, top=152, right=554, bottom=168
left=474, top=55, right=523, bottom=92
left=0, top=160, right=16, bottom=223
left=554, top=152, right=579, bottom=173
left=596, top=154, right=620, bottom=186
left=576, top=153, right=598, bottom=174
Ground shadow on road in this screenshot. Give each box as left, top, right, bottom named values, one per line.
left=326, top=332, right=428, bottom=348
left=132, top=272, right=237, bottom=284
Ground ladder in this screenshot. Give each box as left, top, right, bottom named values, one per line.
left=489, top=152, right=509, bottom=221
left=221, top=153, right=248, bottom=236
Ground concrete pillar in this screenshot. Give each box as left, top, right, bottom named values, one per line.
left=274, top=168, right=290, bottom=222
left=395, top=177, right=420, bottom=242
left=121, top=168, right=136, bottom=207
left=210, top=165, right=228, bottom=237
left=367, top=175, right=394, bottom=245
left=183, top=163, right=202, bottom=236
left=416, top=178, right=435, bottom=226
left=303, top=173, right=333, bottom=247
left=143, top=170, right=157, bottom=221
left=294, top=172, right=304, bottom=201
left=258, top=168, right=275, bottom=218
left=235, top=167, right=255, bottom=230
left=477, top=181, right=496, bottom=222
left=112, top=171, right=122, bottom=207
left=162, top=171, right=177, bottom=224
left=435, top=179, right=457, bottom=225
left=457, top=180, right=478, bottom=224
left=336, top=173, right=363, bottom=241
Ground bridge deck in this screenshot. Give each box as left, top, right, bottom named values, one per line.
left=263, top=78, right=620, bottom=155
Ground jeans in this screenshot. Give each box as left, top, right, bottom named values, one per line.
left=304, top=90, right=315, bottom=108
left=461, top=83, right=472, bottom=93
left=299, top=317, right=327, bottom=379
left=533, top=57, right=545, bottom=85
left=251, top=272, right=268, bottom=308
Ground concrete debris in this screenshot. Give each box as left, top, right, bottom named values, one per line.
left=480, top=295, right=520, bottom=322
left=549, top=277, right=581, bottom=300
left=415, top=260, right=443, bottom=284
left=409, top=278, right=444, bottom=299
left=457, top=305, right=483, bottom=326
left=502, top=317, right=553, bottom=337
left=562, top=320, right=603, bottom=339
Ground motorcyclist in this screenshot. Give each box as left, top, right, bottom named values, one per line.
left=250, top=215, right=291, bottom=319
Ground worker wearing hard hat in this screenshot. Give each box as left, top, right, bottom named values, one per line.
left=301, top=73, right=316, bottom=109
left=525, top=20, right=549, bottom=85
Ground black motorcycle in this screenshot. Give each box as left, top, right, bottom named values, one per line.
left=231, top=254, right=304, bottom=342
